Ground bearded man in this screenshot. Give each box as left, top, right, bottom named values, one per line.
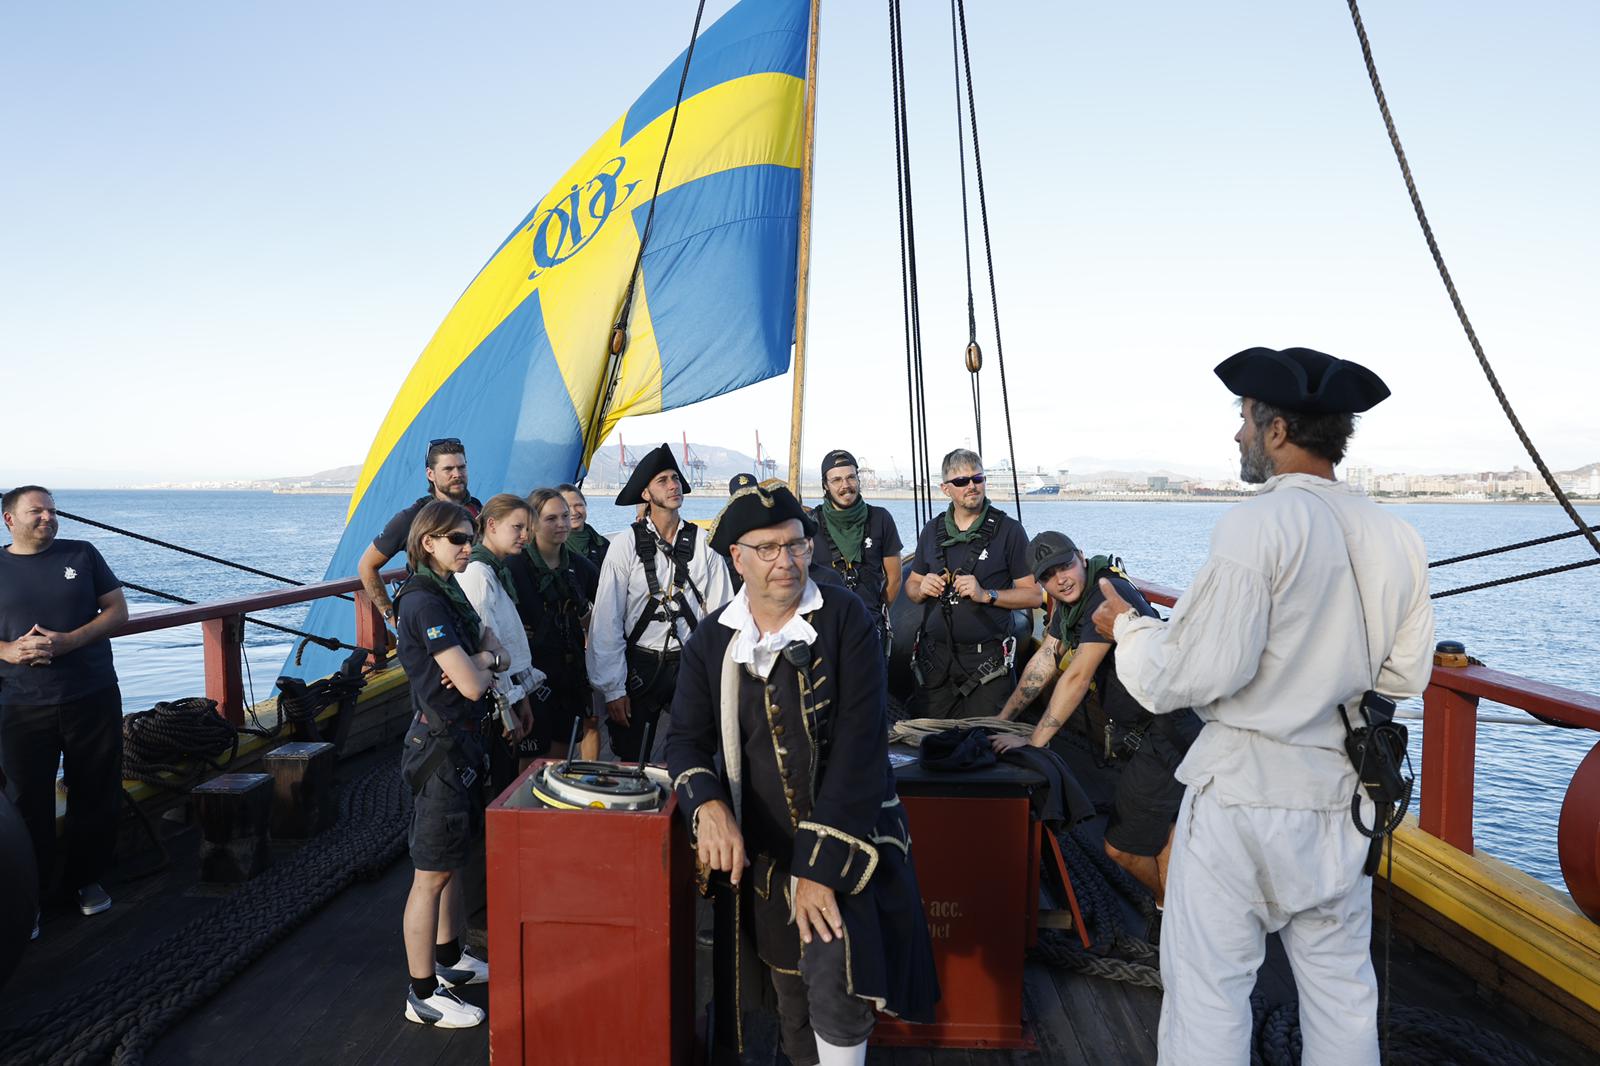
left=809, top=449, right=902, bottom=655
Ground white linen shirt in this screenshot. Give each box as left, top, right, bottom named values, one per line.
left=458, top=559, right=540, bottom=704
left=586, top=518, right=733, bottom=701
left=718, top=580, right=824, bottom=679
left=1111, top=473, right=1435, bottom=810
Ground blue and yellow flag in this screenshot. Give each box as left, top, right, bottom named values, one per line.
left=290, top=0, right=808, bottom=680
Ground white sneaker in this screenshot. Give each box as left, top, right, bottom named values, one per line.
left=435, top=950, right=489, bottom=987
left=404, top=983, right=485, bottom=1028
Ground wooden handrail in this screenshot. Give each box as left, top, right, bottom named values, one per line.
left=111, top=567, right=407, bottom=726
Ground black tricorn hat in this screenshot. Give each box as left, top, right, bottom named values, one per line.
left=710, top=484, right=817, bottom=557
left=728, top=472, right=759, bottom=494
left=1214, top=347, right=1390, bottom=415
left=615, top=443, right=691, bottom=506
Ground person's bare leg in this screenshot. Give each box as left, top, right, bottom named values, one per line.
left=437, top=872, right=464, bottom=947
left=404, top=868, right=452, bottom=982
left=1154, top=825, right=1177, bottom=906
left=1104, top=840, right=1164, bottom=907
left=579, top=718, right=601, bottom=760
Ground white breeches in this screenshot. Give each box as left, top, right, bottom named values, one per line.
left=1157, top=786, right=1378, bottom=1066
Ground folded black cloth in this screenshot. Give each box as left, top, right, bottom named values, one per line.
left=917, top=726, right=997, bottom=772
left=997, top=744, right=1095, bottom=829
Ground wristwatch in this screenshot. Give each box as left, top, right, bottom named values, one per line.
left=986, top=588, right=998, bottom=605
left=383, top=605, right=397, bottom=622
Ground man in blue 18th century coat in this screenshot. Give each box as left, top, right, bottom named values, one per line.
left=664, top=484, right=937, bottom=1066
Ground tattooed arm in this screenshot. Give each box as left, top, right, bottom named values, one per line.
left=996, top=634, right=1060, bottom=721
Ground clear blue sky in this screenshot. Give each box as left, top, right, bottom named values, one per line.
left=2, top=1, right=1595, bottom=486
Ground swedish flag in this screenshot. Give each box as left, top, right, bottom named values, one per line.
left=291, top=0, right=808, bottom=681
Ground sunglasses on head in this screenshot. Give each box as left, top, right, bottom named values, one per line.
left=429, top=437, right=462, bottom=448
left=434, top=531, right=473, bottom=546
left=945, top=474, right=986, bottom=487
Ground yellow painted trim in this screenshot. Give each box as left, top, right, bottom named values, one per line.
left=1387, top=817, right=1600, bottom=1013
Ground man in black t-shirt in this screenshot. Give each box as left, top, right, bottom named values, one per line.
left=358, top=438, right=483, bottom=626
left=0, top=485, right=129, bottom=924
left=994, top=530, right=1200, bottom=909
left=811, top=449, right=903, bottom=654
left=904, top=449, right=1036, bottom=719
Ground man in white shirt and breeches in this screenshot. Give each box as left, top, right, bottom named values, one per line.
left=1092, top=347, right=1435, bottom=1066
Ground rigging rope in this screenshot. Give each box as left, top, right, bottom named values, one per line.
left=1344, top=0, right=1600, bottom=561
left=1431, top=523, right=1600, bottom=568
left=120, top=579, right=376, bottom=661
left=55, top=508, right=352, bottom=602
left=582, top=0, right=708, bottom=474
left=947, top=0, right=982, bottom=456
left=888, top=0, right=934, bottom=530
left=951, top=0, right=1023, bottom=517
left=1430, top=556, right=1600, bottom=600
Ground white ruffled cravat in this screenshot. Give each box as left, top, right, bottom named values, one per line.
left=718, top=580, right=823, bottom=679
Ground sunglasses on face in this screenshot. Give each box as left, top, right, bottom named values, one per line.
left=434, top=531, right=473, bottom=546
left=945, top=474, right=986, bottom=487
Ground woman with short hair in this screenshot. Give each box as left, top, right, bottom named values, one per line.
left=507, top=488, right=600, bottom=761
left=393, top=500, right=499, bottom=1028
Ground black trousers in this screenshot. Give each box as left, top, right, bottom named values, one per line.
left=608, top=648, right=678, bottom=762
left=910, top=639, right=1012, bottom=720
left=770, top=934, right=877, bottom=1064
left=0, top=684, right=123, bottom=893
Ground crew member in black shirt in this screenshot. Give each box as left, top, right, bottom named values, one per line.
left=0, top=486, right=128, bottom=927
left=904, top=449, right=1036, bottom=719
left=993, top=531, right=1200, bottom=909
left=359, top=437, right=484, bottom=626
left=393, top=500, right=502, bottom=1029
left=811, top=449, right=903, bottom=654
left=557, top=483, right=610, bottom=572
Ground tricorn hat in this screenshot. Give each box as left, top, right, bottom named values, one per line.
left=710, top=484, right=817, bottom=557
left=1213, top=347, right=1390, bottom=415
left=1026, top=530, right=1081, bottom=581
left=615, top=443, right=692, bottom=506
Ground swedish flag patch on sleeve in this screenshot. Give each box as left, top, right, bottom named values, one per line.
left=426, top=625, right=446, bottom=640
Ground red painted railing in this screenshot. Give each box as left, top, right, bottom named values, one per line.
left=1133, top=578, right=1600, bottom=920
left=111, top=569, right=405, bottom=728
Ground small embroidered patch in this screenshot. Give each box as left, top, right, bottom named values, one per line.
left=63, top=567, right=78, bottom=580
left=426, top=625, right=446, bottom=640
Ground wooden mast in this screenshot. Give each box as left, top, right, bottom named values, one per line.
left=786, top=0, right=821, bottom=499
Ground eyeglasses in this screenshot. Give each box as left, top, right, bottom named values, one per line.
left=429, top=437, right=462, bottom=448
left=944, top=474, right=986, bottom=487
left=433, top=531, right=473, bottom=546
left=734, top=539, right=814, bottom=562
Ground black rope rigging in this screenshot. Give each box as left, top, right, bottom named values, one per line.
left=950, top=0, right=1023, bottom=517
left=947, top=0, right=982, bottom=456
left=581, top=0, right=708, bottom=476
left=55, top=508, right=352, bottom=602
left=1431, top=556, right=1600, bottom=600
left=120, top=579, right=376, bottom=662
left=888, top=0, right=935, bottom=530
left=1431, top=523, right=1600, bottom=568
left=1344, top=0, right=1600, bottom=562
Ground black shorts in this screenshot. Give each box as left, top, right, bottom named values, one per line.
left=1104, top=714, right=1201, bottom=857
left=525, top=683, right=591, bottom=756
left=408, top=772, right=477, bottom=872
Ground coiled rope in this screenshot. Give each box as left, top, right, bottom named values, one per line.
left=0, top=753, right=410, bottom=1066
left=1344, top=0, right=1600, bottom=562
left=121, top=698, right=241, bottom=789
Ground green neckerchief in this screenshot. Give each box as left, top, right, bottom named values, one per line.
left=1052, top=554, right=1119, bottom=645
left=819, top=495, right=870, bottom=565
left=469, top=544, right=518, bottom=605
left=526, top=541, right=575, bottom=600
left=567, top=522, right=607, bottom=559
left=411, top=564, right=483, bottom=643
left=940, top=500, right=993, bottom=546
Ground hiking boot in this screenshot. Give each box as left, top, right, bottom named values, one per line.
left=77, top=883, right=112, bottom=916
left=435, top=950, right=489, bottom=988
left=404, top=984, right=485, bottom=1028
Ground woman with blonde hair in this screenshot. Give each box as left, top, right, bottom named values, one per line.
left=458, top=493, right=539, bottom=783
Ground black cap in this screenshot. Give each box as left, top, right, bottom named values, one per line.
left=1027, top=531, right=1080, bottom=581
left=710, top=484, right=817, bottom=556
left=728, top=472, right=758, bottom=494
left=1214, top=347, right=1390, bottom=415
left=615, top=444, right=691, bottom=506
left=820, top=449, right=858, bottom=479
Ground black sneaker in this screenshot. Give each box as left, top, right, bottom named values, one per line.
left=77, top=883, right=112, bottom=916
left=404, top=983, right=485, bottom=1028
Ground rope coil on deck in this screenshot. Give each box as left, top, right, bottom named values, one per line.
left=0, top=754, right=410, bottom=1066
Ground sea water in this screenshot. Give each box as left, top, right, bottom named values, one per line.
left=37, top=489, right=1600, bottom=891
